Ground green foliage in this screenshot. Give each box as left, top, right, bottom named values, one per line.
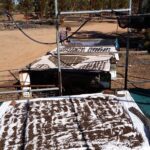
left=144, top=41, right=150, bottom=53
left=46, top=0, right=55, bottom=18
left=144, top=29, right=150, bottom=53
left=145, top=29, right=150, bottom=40
left=1, top=0, right=130, bottom=18
left=17, top=0, right=34, bottom=14
left=17, top=0, right=55, bottom=18
left=58, top=0, right=128, bottom=11
left=0, top=0, right=14, bottom=12
left=142, top=0, right=150, bottom=13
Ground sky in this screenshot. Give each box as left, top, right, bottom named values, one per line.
left=14, top=0, right=18, bottom=5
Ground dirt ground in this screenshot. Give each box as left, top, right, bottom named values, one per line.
left=0, top=21, right=126, bottom=70
left=0, top=21, right=149, bottom=94
left=112, top=52, right=150, bottom=90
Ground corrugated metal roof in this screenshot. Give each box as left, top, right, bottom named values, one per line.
left=60, top=46, right=111, bottom=53
left=52, top=46, right=119, bottom=61
left=30, top=55, right=111, bottom=72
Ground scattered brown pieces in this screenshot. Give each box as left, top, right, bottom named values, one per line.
left=10, top=100, right=16, bottom=107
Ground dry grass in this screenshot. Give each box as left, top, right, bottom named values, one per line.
left=112, top=52, right=150, bottom=90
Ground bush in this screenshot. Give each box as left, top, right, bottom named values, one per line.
left=145, top=29, right=150, bottom=40
left=144, top=41, right=150, bottom=53
left=144, top=29, right=150, bottom=53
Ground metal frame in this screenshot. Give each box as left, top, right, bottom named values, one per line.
left=0, top=88, right=59, bottom=95
left=0, top=87, right=59, bottom=102
left=54, top=0, right=132, bottom=94
left=55, top=0, right=62, bottom=95
left=60, top=9, right=131, bottom=15
left=124, top=0, right=132, bottom=89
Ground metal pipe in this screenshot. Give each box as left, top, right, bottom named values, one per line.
left=124, top=29, right=129, bottom=90
left=0, top=87, right=59, bottom=94
left=128, top=80, right=150, bottom=84
left=124, top=0, right=132, bottom=90
left=0, top=68, right=20, bottom=72
left=129, top=0, right=132, bottom=15
left=60, top=8, right=130, bottom=15
left=0, top=84, right=56, bottom=88
left=55, top=0, right=62, bottom=96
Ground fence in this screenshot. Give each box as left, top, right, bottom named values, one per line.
left=0, top=86, right=59, bottom=102
left=0, top=19, right=54, bottom=31
left=112, top=51, right=150, bottom=90
left=0, top=68, right=59, bottom=101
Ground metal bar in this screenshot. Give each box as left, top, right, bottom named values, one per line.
left=0, top=68, right=20, bottom=72
left=8, top=70, right=19, bottom=82
left=124, top=28, right=130, bottom=90
left=55, top=0, right=62, bottom=96
left=128, top=80, right=150, bottom=84
left=124, top=0, right=132, bottom=90
left=0, top=87, right=59, bottom=94
left=129, top=0, right=132, bottom=15
left=128, top=0, right=132, bottom=32
left=0, top=85, right=56, bottom=88
left=60, top=8, right=130, bottom=15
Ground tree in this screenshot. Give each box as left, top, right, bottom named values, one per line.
left=142, top=0, right=150, bottom=13
left=0, top=0, right=14, bottom=20
left=111, top=0, right=128, bottom=9
left=1, top=0, right=14, bottom=12
left=47, top=0, right=55, bottom=18
left=6, top=0, right=132, bottom=19
left=18, top=0, right=33, bottom=18
left=33, top=0, right=47, bottom=18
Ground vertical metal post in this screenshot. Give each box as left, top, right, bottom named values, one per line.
left=124, top=28, right=130, bottom=90
left=124, top=0, right=132, bottom=90
left=55, top=0, right=62, bottom=95
left=129, top=0, right=132, bottom=15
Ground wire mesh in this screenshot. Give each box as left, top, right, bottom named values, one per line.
left=111, top=51, right=150, bottom=90
left=0, top=88, right=59, bottom=102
